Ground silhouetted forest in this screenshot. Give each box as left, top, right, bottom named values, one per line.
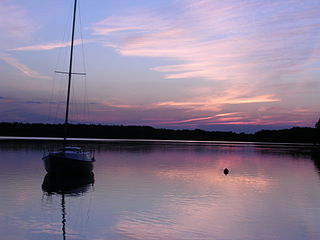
left=1, top=122, right=319, bottom=144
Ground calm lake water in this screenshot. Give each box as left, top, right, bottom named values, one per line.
left=1, top=139, right=320, bottom=240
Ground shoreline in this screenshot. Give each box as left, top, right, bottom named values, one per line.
left=0, top=136, right=316, bottom=148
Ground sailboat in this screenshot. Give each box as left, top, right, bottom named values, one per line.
left=43, top=0, right=95, bottom=175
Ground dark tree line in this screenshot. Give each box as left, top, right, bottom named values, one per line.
left=315, top=118, right=320, bottom=145
left=0, top=122, right=319, bottom=143
left=316, top=118, right=320, bottom=130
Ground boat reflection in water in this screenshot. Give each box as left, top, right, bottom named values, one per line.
left=42, top=172, right=94, bottom=196
left=42, top=173, right=94, bottom=240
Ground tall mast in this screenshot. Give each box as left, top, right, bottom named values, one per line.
left=63, top=0, right=77, bottom=146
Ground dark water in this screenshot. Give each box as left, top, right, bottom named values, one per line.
left=1, top=139, right=320, bottom=240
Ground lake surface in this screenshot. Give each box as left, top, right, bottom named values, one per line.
left=1, top=139, right=320, bottom=240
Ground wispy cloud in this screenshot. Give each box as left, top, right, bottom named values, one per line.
left=91, top=0, right=320, bottom=117
left=0, top=53, right=50, bottom=79
left=9, top=39, right=93, bottom=51
left=0, top=0, right=38, bottom=47
left=2, top=0, right=318, bottom=130
left=91, top=0, right=320, bottom=82
left=215, top=112, right=242, bottom=117
left=150, top=116, right=214, bottom=125
left=155, top=94, right=279, bottom=111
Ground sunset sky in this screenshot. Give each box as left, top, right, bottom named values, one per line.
left=0, top=0, right=319, bottom=132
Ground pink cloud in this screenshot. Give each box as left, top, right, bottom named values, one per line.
left=155, top=94, right=279, bottom=112
left=0, top=53, right=50, bottom=79
left=0, top=1, right=37, bottom=43
left=9, top=39, right=92, bottom=51
left=215, top=112, right=243, bottom=117
left=91, top=0, right=319, bottom=82
left=149, top=116, right=214, bottom=125
left=90, top=0, right=319, bottom=114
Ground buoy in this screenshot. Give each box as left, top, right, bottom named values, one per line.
left=223, top=168, right=229, bottom=175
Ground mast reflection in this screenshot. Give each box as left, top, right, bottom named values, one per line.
left=42, top=173, right=94, bottom=240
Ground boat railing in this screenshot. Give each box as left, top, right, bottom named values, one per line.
left=43, top=147, right=95, bottom=157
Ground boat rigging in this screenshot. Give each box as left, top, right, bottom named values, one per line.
left=42, top=0, right=95, bottom=175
